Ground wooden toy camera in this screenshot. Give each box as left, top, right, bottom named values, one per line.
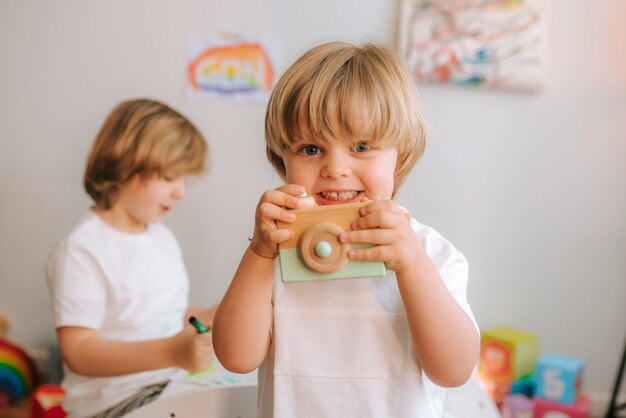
left=276, top=202, right=386, bottom=282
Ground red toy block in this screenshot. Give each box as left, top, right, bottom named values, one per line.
left=30, top=384, right=66, bottom=418
left=475, top=370, right=511, bottom=406
left=534, top=394, right=590, bottom=418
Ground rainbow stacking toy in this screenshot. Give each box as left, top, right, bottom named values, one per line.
left=0, top=337, right=37, bottom=406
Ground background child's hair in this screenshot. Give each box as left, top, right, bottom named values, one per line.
left=84, top=98, right=208, bottom=209
left=265, top=41, right=426, bottom=196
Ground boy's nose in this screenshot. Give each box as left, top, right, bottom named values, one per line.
left=321, top=151, right=352, bottom=179
left=172, top=180, right=187, bottom=199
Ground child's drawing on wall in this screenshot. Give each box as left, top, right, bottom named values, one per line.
left=400, top=0, right=545, bottom=91
left=186, top=34, right=278, bottom=102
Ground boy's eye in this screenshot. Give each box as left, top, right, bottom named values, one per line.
left=298, top=145, right=321, bottom=156
left=352, top=142, right=372, bottom=152
left=163, top=173, right=181, bottom=182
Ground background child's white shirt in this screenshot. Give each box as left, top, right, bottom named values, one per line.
left=258, top=217, right=478, bottom=418
left=45, top=210, right=189, bottom=417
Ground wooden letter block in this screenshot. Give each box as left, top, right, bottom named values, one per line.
left=534, top=354, right=585, bottom=404
left=479, top=327, right=539, bottom=382
left=534, top=394, right=590, bottom=418
left=276, top=202, right=386, bottom=282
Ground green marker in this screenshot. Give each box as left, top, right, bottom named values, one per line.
left=189, top=316, right=210, bottom=333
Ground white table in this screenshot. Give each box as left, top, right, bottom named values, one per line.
left=125, top=376, right=501, bottom=418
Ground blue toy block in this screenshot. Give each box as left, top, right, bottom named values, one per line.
left=534, top=353, right=585, bottom=404
left=511, top=375, right=536, bottom=397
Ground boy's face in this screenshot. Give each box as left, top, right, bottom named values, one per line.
left=110, top=172, right=187, bottom=231
left=282, top=120, right=398, bottom=205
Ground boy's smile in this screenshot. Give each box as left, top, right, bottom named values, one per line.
left=316, top=190, right=363, bottom=204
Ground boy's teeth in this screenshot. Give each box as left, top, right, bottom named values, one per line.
left=320, top=191, right=358, bottom=201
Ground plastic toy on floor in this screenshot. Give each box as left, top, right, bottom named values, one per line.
left=532, top=353, right=589, bottom=418
left=476, top=326, right=539, bottom=406
left=534, top=353, right=585, bottom=404
left=0, top=337, right=38, bottom=407
left=30, top=384, right=66, bottom=418
left=476, top=326, right=591, bottom=418
left=534, top=394, right=590, bottom=418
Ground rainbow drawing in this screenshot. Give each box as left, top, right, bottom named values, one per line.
left=0, top=338, right=37, bottom=406
left=186, top=34, right=278, bottom=102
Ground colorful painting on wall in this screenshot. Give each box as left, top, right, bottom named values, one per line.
left=186, top=34, right=278, bottom=102
left=399, top=0, right=545, bottom=91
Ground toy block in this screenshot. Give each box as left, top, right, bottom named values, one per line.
left=511, top=375, right=536, bottom=397
left=276, top=202, right=386, bottom=282
left=474, top=370, right=511, bottom=406
left=501, top=394, right=533, bottom=418
left=534, top=353, right=585, bottom=404
left=534, top=393, right=590, bottom=418
left=479, top=327, right=539, bottom=382
left=30, top=384, right=66, bottom=418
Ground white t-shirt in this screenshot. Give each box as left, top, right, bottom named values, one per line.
left=45, top=210, right=190, bottom=417
left=258, top=217, right=478, bottom=418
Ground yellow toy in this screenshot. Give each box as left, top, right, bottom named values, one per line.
left=479, top=327, right=539, bottom=382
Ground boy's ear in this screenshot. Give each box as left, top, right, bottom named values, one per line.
left=123, top=173, right=147, bottom=190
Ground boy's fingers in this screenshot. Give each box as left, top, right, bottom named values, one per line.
left=270, top=228, right=295, bottom=244
left=258, top=202, right=296, bottom=224
left=352, top=210, right=405, bottom=231
left=276, top=183, right=307, bottom=197
left=276, top=184, right=311, bottom=207
left=360, top=199, right=403, bottom=216
left=261, top=186, right=311, bottom=209
left=259, top=189, right=289, bottom=206
left=340, top=229, right=393, bottom=245
left=297, top=196, right=316, bottom=208
left=347, top=245, right=387, bottom=262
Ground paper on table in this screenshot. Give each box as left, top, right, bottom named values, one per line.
left=161, top=359, right=257, bottom=399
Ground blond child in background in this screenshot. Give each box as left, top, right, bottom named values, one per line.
left=212, top=41, right=480, bottom=417
left=46, top=99, right=216, bottom=418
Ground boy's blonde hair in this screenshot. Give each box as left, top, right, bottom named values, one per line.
left=265, top=41, right=425, bottom=196
left=84, top=98, right=208, bottom=209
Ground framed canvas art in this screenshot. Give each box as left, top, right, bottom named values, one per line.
left=399, top=0, right=546, bottom=91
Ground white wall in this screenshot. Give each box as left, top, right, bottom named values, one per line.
left=1, top=0, right=624, bottom=406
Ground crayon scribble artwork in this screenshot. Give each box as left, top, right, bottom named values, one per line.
left=186, top=34, right=278, bottom=102
left=171, top=360, right=257, bottom=387
left=399, top=0, right=545, bottom=91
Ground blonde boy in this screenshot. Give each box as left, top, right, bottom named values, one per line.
left=213, top=42, right=479, bottom=417
left=47, top=99, right=215, bottom=418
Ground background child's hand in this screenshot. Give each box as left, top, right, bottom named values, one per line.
left=250, top=184, right=315, bottom=258
left=171, top=326, right=214, bottom=373
left=340, top=200, right=421, bottom=274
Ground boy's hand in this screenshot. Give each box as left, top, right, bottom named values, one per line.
left=171, top=326, right=214, bottom=373
left=251, top=184, right=315, bottom=258
left=340, top=200, right=421, bottom=274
